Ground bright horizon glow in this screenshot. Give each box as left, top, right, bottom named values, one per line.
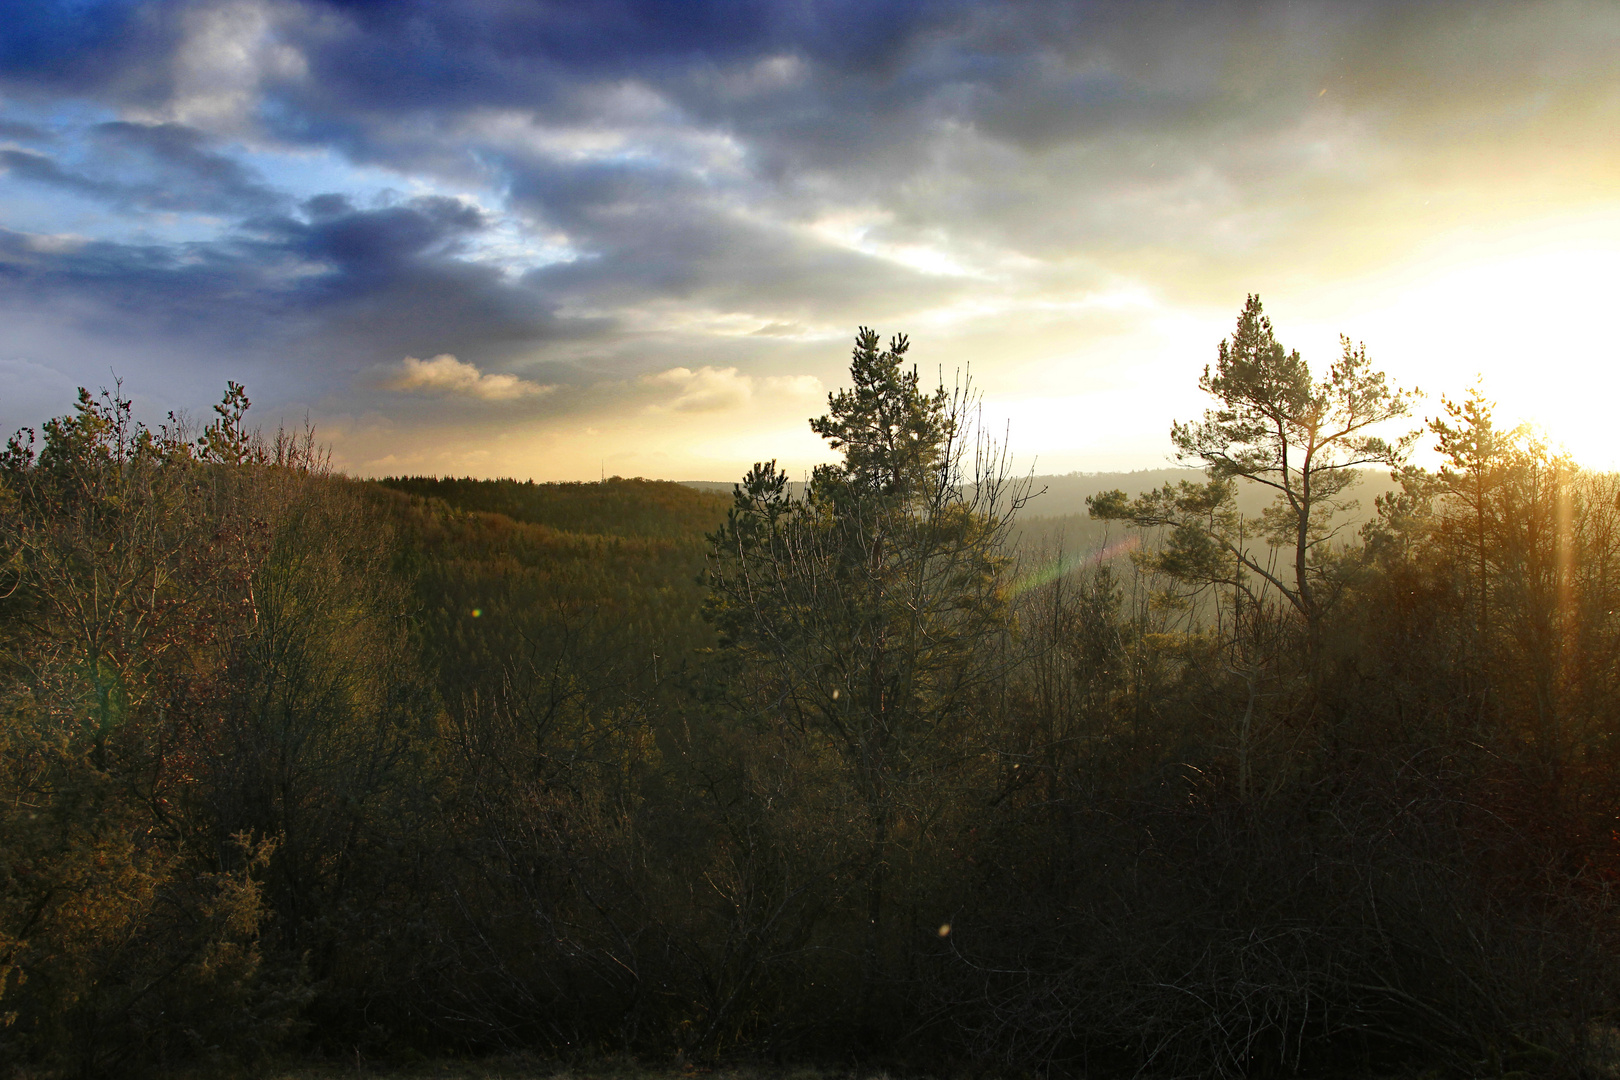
left=1281, top=210, right=1620, bottom=471
left=973, top=211, right=1620, bottom=481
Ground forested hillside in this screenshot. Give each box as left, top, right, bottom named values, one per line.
left=5, top=308, right=1620, bottom=1078
left=384, top=475, right=732, bottom=541
left=377, top=476, right=730, bottom=705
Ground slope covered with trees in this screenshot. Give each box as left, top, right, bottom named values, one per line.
left=4, top=304, right=1620, bottom=1077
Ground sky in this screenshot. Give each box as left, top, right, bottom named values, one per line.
left=2, top=0, right=1618, bottom=481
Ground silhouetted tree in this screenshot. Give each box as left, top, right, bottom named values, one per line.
left=1091, top=295, right=1418, bottom=656
left=706, top=328, right=1025, bottom=1031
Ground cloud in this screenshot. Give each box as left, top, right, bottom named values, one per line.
left=4, top=0, right=1620, bottom=477
left=642, top=365, right=821, bottom=413
left=381, top=354, right=553, bottom=401
left=0, top=192, right=581, bottom=388
left=91, top=120, right=283, bottom=212
left=0, top=122, right=282, bottom=216
left=0, top=120, right=52, bottom=142
left=0, top=147, right=118, bottom=200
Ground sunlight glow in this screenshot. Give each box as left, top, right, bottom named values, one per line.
left=1291, top=211, right=1620, bottom=469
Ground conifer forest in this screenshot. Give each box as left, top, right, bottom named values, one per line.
left=7, top=300, right=1620, bottom=1078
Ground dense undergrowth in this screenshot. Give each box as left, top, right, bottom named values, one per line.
left=5, top=320, right=1620, bottom=1078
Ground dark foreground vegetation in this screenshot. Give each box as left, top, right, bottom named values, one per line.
left=4, top=302, right=1620, bottom=1078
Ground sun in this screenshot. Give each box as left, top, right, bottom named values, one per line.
left=1305, top=212, right=1620, bottom=470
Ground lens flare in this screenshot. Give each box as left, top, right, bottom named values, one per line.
left=1010, top=535, right=1139, bottom=598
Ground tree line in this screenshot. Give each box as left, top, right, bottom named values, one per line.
left=3, top=302, right=1619, bottom=1077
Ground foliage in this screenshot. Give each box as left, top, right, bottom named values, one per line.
left=0, top=386, right=310, bottom=1074
left=1091, top=295, right=1419, bottom=646
left=6, top=321, right=1620, bottom=1078
left=702, top=329, right=1026, bottom=1042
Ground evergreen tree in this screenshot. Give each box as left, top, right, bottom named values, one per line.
left=705, top=328, right=1023, bottom=1028
left=1091, top=295, right=1418, bottom=654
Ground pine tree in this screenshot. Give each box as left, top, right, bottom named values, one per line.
left=1091, top=295, right=1418, bottom=656
left=705, top=327, right=1023, bottom=1028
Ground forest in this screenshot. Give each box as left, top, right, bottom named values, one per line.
left=4, top=298, right=1620, bottom=1078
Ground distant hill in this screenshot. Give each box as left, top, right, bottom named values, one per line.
left=683, top=468, right=1401, bottom=564
left=378, top=475, right=731, bottom=541
left=369, top=475, right=733, bottom=689
left=1010, top=467, right=1402, bottom=520
left=374, top=472, right=1400, bottom=606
